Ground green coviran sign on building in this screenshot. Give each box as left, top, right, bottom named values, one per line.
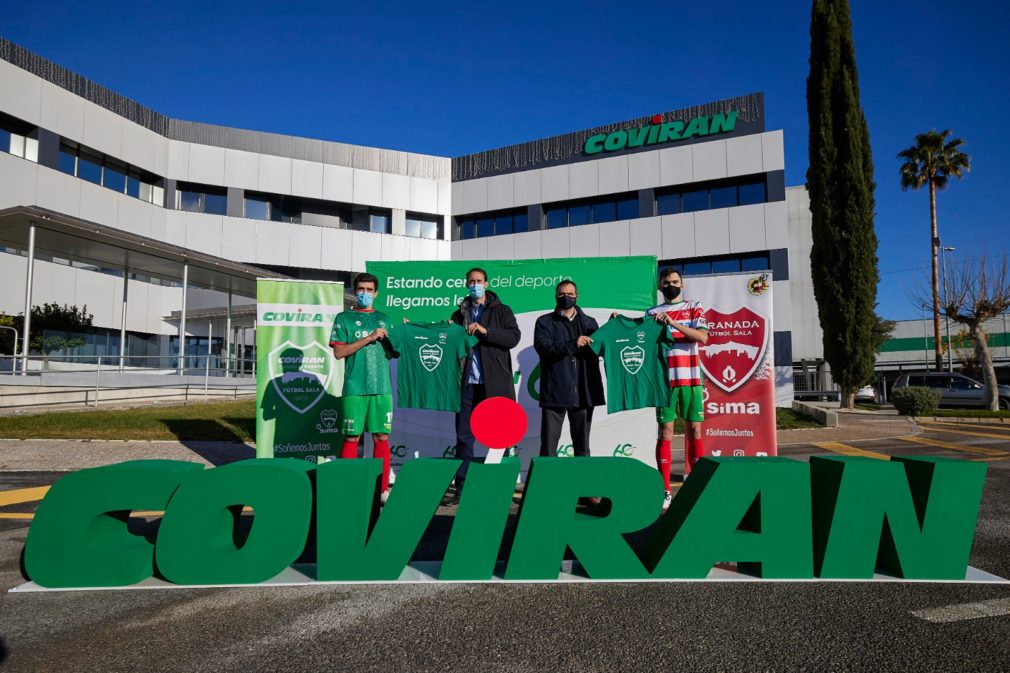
left=584, top=111, right=739, bottom=155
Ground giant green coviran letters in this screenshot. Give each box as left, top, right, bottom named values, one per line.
left=505, top=457, right=663, bottom=580
left=810, top=456, right=986, bottom=579
left=316, top=458, right=457, bottom=581
left=155, top=458, right=315, bottom=584
left=644, top=457, right=814, bottom=579
left=24, top=460, right=203, bottom=587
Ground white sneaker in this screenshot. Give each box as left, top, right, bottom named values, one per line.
left=662, top=490, right=673, bottom=512
left=380, top=490, right=390, bottom=505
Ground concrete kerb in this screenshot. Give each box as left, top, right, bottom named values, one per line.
left=913, top=415, right=1010, bottom=425
left=793, top=400, right=837, bottom=428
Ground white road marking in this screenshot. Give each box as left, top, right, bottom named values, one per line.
left=912, top=597, right=1010, bottom=623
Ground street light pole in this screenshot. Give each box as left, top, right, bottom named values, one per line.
left=941, top=245, right=955, bottom=372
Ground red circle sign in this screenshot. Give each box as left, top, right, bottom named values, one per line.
left=470, top=397, right=527, bottom=449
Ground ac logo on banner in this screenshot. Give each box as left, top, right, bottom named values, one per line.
left=699, top=307, right=768, bottom=393
left=267, top=340, right=333, bottom=414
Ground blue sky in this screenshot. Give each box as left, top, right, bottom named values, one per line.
left=6, top=1, right=1008, bottom=319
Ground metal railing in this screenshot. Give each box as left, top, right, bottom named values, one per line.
left=0, top=354, right=258, bottom=409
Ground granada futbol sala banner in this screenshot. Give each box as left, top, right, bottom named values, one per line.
left=688, top=271, right=777, bottom=457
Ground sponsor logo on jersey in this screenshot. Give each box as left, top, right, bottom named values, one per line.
left=620, top=345, right=645, bottom=375
left=419, top=344, right=443, bottom=372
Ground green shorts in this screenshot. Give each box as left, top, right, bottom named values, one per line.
left=656, top=386, right=705, bottom=424
left=340, top=394, right=393, bottom=436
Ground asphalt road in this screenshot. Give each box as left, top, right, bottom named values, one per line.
left=1, top=421, right=1009, bottom=672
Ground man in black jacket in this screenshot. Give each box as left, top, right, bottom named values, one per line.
left=533, top=280, right=605, bottom=458
left=447, top=267, right=521, bottom=500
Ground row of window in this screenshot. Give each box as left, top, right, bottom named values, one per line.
left=656, top=177, right=765, bottom=215
left=175, top=182, right=442, bottom=239
left=59, top=141, right=164, bottom=206
left=0, top=112, right=39, bottom=162
left=659, top=251, right=771, bottom=276
left=457, top=175, right=769, bottom=239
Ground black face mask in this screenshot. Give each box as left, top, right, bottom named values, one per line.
left=661, top=286, right=682, bottom=301
left=556, top=295, right=577, bottom=310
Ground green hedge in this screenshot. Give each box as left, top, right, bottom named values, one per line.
left=892, top=386, right=941, bottom=416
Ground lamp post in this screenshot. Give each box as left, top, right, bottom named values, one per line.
left=941, top=245, right=955, bottom=372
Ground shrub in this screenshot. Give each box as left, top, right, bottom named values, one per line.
left=891, top=386, right=941, bottom=416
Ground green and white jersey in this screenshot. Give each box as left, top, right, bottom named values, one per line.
left=589, top=315, right=673, bottom=414
left=329, top=309, right=395, bottom=396
left=388, top=321, right=478, bottom=412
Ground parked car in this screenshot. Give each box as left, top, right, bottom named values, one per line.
left=892, top=373, right=1010, bottom=410
left=854, top=385, right=879, bottom=403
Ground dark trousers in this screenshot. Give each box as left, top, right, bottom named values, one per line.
left=454, top=383, right=487, bottom=485
left=540, top=406, right=595, bottom=457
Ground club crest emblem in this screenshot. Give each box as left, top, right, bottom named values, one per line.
left=419, top=344, right=443, bottom=372
left=267, top=340, right=332, bottom=413
left=620, top=346, right=645, bottom=375
left=699, top=307, right=768, bottom=393
left=320, top=408, right=337, bottom=428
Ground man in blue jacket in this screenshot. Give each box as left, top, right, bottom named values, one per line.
left=533, top=280, right=605, bottom=458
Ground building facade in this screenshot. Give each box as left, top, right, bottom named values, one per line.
left=0, top=38, right=823, bottom=402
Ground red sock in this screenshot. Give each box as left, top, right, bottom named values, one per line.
left=373, top=438, right=391, bottom=492
left=341, top=438, right=359, bottom=459
left=685, top=434, right=704, bottom=474
left=655, top=439, right=672, bottom=491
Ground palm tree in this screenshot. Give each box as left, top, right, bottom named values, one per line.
left=898, top=130, right=970, bottom=372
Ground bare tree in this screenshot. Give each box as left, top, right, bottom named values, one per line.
left=940, top=253, right=1010, bottom=410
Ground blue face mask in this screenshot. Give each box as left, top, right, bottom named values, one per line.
left=355, top=291, right=374, bottom=309
left=468, top=283, right=485, bottom=299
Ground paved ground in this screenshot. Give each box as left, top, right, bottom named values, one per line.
left=1, top=415, right=1009, bottom=672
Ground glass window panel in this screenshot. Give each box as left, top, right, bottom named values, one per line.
left=738, top=181, right=766, bottom=206
left=656, top=193, right=681, bottom=215
left=152, top=185, right=164, bottom=207
left=569, top=204, right=591, bottom=226
left=712, top=258, right=740, bottom=273
left=421, top=219, right=438, bottom=240
left=494, top=215, right=512, bottom=235
left=244, top=197, right=269, bottom=220
left=591, top=201, right=616, bottom=224
left=513, top=212, right=528, bottom=233
left=9, top=134, right=24, bottom=158
left=684, top=260, right=711, bottom=275
left=0, top=128, right=10, bottom=154
left=460, top=220, right=475, bottom=239
left=710, top=186, right=737, bottom=209
left=24, top=137, right=38, bottom=162
left=204, top=192, right=226, bottom=215
left=58, top=148, right=76, bottom=175
left=370, top=212, right=390, bottom=234
left=405, top=218, right=422, bottom=238
left=617, top=198, right=639, bottom=220
left=78, top=153, right=102, bottom=185
left=546, top=208, right=567, bottom=229
left=740, top=254, right=770, bottom=271
left=126, top=175, right=141, bottom=198
left=102, top=164, right=126, bottom=193
left=180, top=191, right=203, bottom=213
left=683, top=189, right=709, bottom=213
left=477, top=217, right=494, bottom=238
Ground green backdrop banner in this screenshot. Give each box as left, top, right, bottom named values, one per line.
left=367, top=256, right=657, bottom=322
left=256, top=279, right=345, bottom=461
left=366, top=257, right=658, bottom=476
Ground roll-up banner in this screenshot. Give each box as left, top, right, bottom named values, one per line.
left=688, top=271, right=778, bottom=457
left=255, top=279, right=345, bottom=462
left=367, top=257, right=657, bottom=476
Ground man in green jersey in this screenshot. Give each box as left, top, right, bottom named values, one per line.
left=329, top=272, right=396, bottom=501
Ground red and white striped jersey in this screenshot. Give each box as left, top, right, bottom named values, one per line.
left=646, top=300, right=708, bottom=387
